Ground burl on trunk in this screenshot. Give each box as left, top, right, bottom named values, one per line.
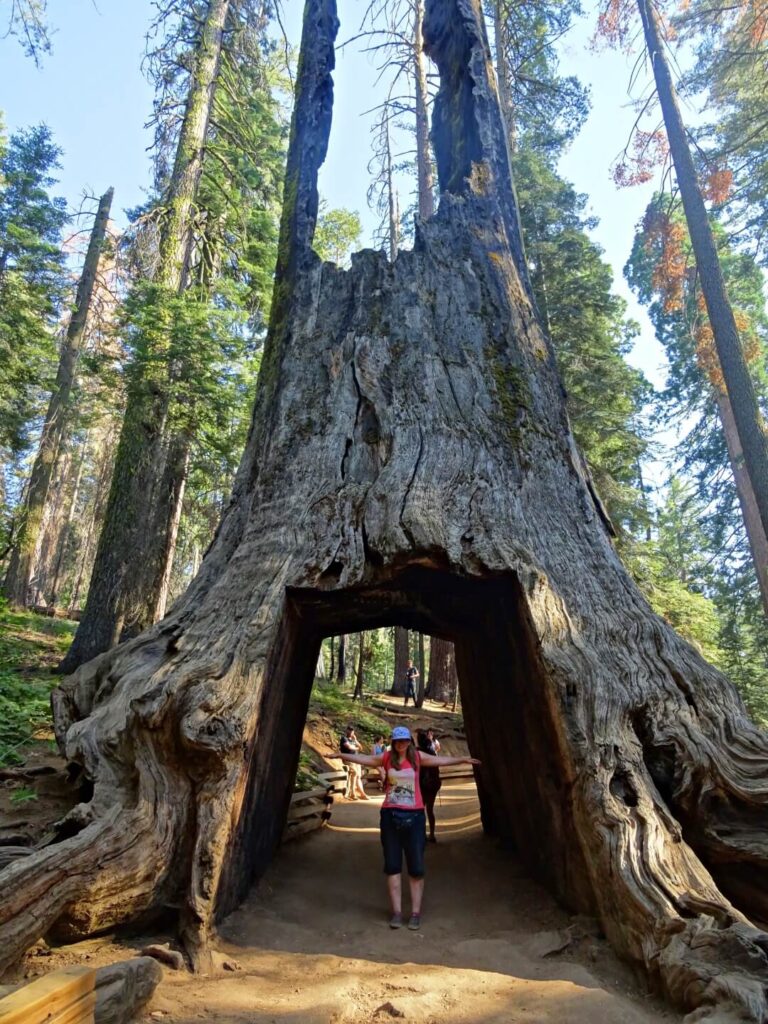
left=1, top=0, right=766, bottom=1018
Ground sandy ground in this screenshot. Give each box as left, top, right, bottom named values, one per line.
left=140, top=780, right=680, bottom=1024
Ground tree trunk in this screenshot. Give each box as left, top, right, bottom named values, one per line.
left=59, top=0, right=230, bottom=673
left=427, top=637, right=457, bottom=704
left=49, top=434, right=88, bottom=610
left=150, top=440, right=191, bottom=624
left=336, top=634, right=346, bottom=681
left=4, top=4, right=768, bottom=1019
left=329, top=635, right=335, bottom=679
left=416, top=632, right=426, bottom=706
left=3, top=187, right=113, bottom=607
left=492, top=0, right=515, bottom=146
left=413, top=0, right=435, bottom=221
left=68, top=429, right=116, bottom=617
left=714, top=388, right=768, bottom=615
left=391, top=626, right=409, bottom=696
left=637, top=0, right=768, bottom=545
left=352, top=633, right=365, bottom=700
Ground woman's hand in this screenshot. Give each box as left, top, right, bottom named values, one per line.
left=466, top=758, right=481, bottom=765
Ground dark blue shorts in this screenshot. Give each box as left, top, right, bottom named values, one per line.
left=380, top=807, right=426, bottom=878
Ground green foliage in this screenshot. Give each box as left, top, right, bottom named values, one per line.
left=625, top=482, right=768, bottom=726
left=110, top=10, right=287, bottom=608
left=0, top=602, right=75, bottom=765
left=294, top=749, right=320, bottom=791
left=10, top=786, right=38, bottom=805
left=314, top=204, right=362, bottom=266
left=676, top=0, right=768, bottom=267
left=0, top=122, right=68, bottom=458
left=626, top=194, right=768, bottom=660
left=309, top=680, right=392, bottom=745
left=488, top=0, right=589, bottom=152
left=513, top=142, right=651, bottom=533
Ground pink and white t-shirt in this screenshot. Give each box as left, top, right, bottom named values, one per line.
left=382, top=751, right=424, bottom=810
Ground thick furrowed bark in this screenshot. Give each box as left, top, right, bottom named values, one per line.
left=2, top=2, right=767, bottom=1020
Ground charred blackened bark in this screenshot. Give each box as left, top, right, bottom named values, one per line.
left=1, top=2, right=767, bottom=1019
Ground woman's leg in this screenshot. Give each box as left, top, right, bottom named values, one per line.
left=387, top=873, right=402, bottom=914
left=408, top=875, right=424, bottom=915
left=381, top=809, right=404, bottom=924
left=403, top=811, right=427, bottom=927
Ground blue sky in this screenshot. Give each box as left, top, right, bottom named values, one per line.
left=0, top=0, right=671, bottom=459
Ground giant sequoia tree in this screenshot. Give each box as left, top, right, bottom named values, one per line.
left=1, top=2, right=767, bottom=1019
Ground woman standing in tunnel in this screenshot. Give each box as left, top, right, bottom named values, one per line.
left=340, top=725, right=480, bottom=930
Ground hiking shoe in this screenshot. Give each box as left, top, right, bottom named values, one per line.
left=389, top=913, right=403, bottom=929
left=408, top=914, right=421, bottom=931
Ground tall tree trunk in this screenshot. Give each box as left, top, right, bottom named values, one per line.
left=714, top=388, right=768, bottom=615
left=336, top=633, right=346, bottom=681
left=329, top=635, right=335, bottom=679
left=150, top=441, right=191, bottom=624
left=4, top=5, right=767, bottom=1019
left=413, top=0, right=435, bottom=220
left=391, top=626, right=409, bottom=696
left=68, top=427, right=117, bottom=617
left=427, top=637, right=457, bottom=704
left=416, top=632, right=426, bottom=706
left=48, top=435, right=88, bottom=610
left=30, top=444, right=71, bottom=606
left=59, top=0, right=230, bottom=672
left=352, top=632, right=365, bottom=700
left=637, top=0, right=768, bottom=544
left=492, top=0, right=515, bottom=145
left=3, top=187, right=113, bottom=607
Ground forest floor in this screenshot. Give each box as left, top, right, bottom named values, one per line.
left=0, top=678, right=681, bottom=1024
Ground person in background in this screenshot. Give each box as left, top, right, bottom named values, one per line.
left=373, top=734, right=387, bottom=790
left=403, top=660, right=419, bottom=706
left=340, top=725, right=369, bottom=801
left=339, top=725, right=480, bottom=930
left=416, top=728, right=442, bottom=843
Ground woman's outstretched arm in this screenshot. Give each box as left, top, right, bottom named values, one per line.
left=337, top=752, right=385, bottom=767
left=418, top=754, right=481, bottom=767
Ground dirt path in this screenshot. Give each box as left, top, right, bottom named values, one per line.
left=147, top=781, right=679, bottom=1023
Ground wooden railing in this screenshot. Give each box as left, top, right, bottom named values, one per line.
left=0, top=965, right=96, bottom=1024
left=283, top=764, right=475, bottom=843
left=283, top=770, right=346, bottom=841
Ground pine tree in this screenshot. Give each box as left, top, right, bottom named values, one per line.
left=0, top=124, right=67, bottom=461
left=4, top=187, right=113, bottom=607
left=60, top=0, right=284, bottom=670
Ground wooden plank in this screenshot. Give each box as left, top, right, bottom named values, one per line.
left=0, top=967, right=94, bottom=1024
left=283, top=817, right=325, bottom=840
left=287, top=803, right=324, bottom=822
left=48, top=990, right=97, bottom=1024
left=316, top=770, right=346, bottom=782
left=290, top=786, right=331, bottom=804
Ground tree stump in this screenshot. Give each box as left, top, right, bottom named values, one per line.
left=1, top=1, right=766, bottom=1019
